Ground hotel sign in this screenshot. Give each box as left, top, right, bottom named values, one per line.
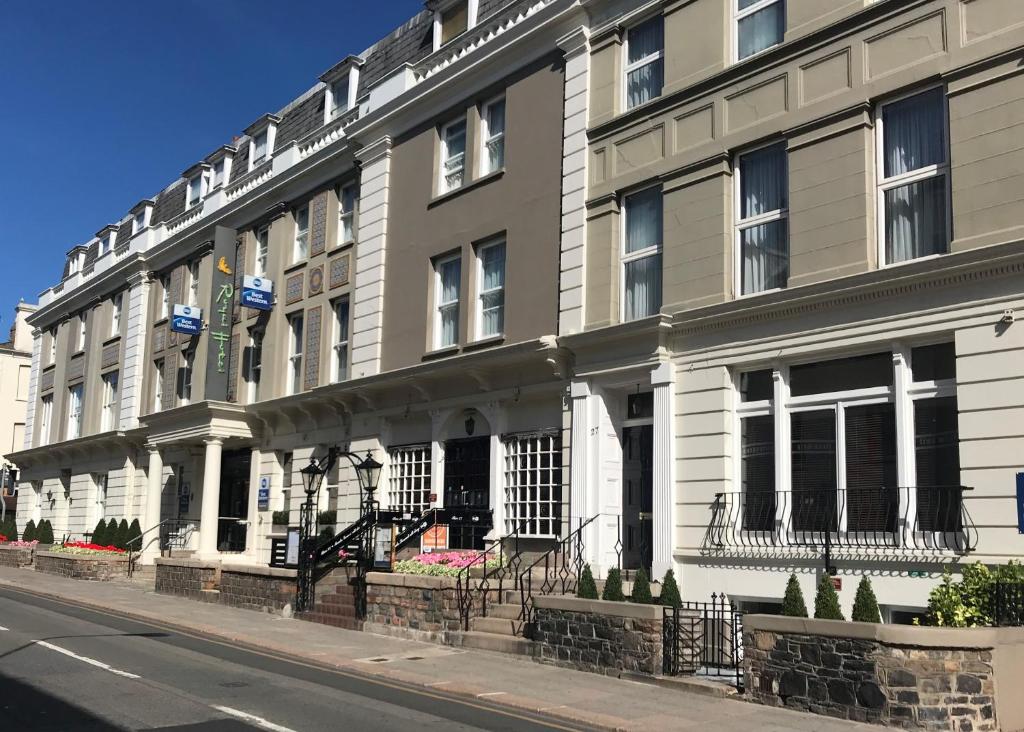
left=241, top=276, right=274, bottom=311
left=170, top=305, right=202, bottom=336
left=204, top=226, right=237, bottom=402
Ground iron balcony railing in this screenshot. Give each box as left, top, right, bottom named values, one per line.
left=705, top=486, right=976, bottom=554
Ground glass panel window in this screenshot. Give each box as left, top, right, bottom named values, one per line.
left=39, top=395, right=53, bottom=447
left=435, top=256, right=461, bottom=348
left=213, top=159, right=226, bottom=188
left=95, top=473, right=108, bottom=522
left=293, top=205, right=309, bottom=262
left=77, top=313, right=87, bottom=352
left=48, top=328, right=57, bottom=365
left=110, top=293, right=123, bottom=338
left=153, top=358, right=164, bottom=412
left=160, top=275, right=171, bottom=320
left=441, top=1, right=468, bottom=45
left=101, top=372, right=119, bottom=432
left=387, top=445, right=432, bottom=514
left=187, top=175, right=203, bottom=208
left=440, top=119, right=467, bottom=193
left=246, top=330, right=264, bottom=403
left=481, top=97, right=506, bottom=174
left=477, top=240, right=505, bottom=338
left=914, top=396, right=961, bottom=531
left=736, top=0, right=784, bottom=60
left=625, top=15, right=664, bottom=110
left=333, top=298, right=350, bottom=382
left=67, top=384, right=84, bottom=440
left=331, top=78, right=349, bottom=117
left=911, top=343, right=956, bottom=383
left=622, top=187, right=663, bottom=321
left=741, top=414, right=775, bottom=532
left=504, top=433, right=562, bottom=538
left=878, top=88, right=949, bottom=264
left=254, top=226, right=269, bottom=277
left=179, top=350, right=194, bottom=406
left=188, top=260, right=200, bottom=307
left=740, top=369, right=773, bottom=402
left=252, top=131, right=268, bottom=165
left=100, top=235, right=111, bottom=256
left=133, top=210, right=146, bottom=234
left=790, top=409, right=837, bottom=533
left=737, top=143, right=788, bottom=294
left=844, top=402, right=898, bottom=533
left=789, top=352, right=893, bottom=397
left=339, top=185, right=358, bottom=244
left=287, top=314, right=304, bottom=396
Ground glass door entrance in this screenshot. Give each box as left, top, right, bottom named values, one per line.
left=217, top=449, right=251, bottom=552
left=444, top=437, right=490, bottom=550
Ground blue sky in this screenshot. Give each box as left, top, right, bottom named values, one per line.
left=0, top=0, right=424, bottom=337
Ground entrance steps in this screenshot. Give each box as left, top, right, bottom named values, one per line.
left=462, top=601, right=533, bottom=656
left=297, top=568, right=362, bottom=631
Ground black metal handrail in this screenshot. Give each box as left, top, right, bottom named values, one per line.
left=663, top=595, right=744, bottom=691
left=517, top=514, right=599, bottom=636
left=126, top=518, right=199, bottom=578
left=704, top=486, right=976, bottom=554
left=455, top=518, right=527, bottom=631
left=315, top=511, right=374, bottom=564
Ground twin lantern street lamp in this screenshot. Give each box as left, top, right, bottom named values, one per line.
left=295, top=448, right=383, bottom=613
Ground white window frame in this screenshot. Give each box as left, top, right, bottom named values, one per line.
left=95, top=473, right=108, bottom=522
left=338, top=184, right=358, bottom=245
left=387, top=444, right=432, bottom=514
left=434, top=254, right=461, bottom=349
left=480, top=95, right=506, bottom=176
left=67, top=384, right=83, bottom=440
left=254, top=226, right=270, bottom=278
left=620, top=185, right=663, bottom=322
left=439, top=118, right=467, bottom=194
left=48, top=328, right=57, bottom=365
left=622, top=14, right=664, bottom=111
left=99, top=234, right=111, bottom=257
left=475, top=239, right=505, bottom=340
left=211, top=158, right=227, bottom=189
left=101, top=372, right=118, bottom=432
left=734, top=141, right=789, bottom=297
left=160, top=274, right=171, bottom=320
left=188, top=259, right=200, bottom=307
left=39, top=395, right=53, bottom=447
left=186, top=172, right=207, bottom=210
left=287, top=313, right=304, bottom=396
left=433, top=0, right=478, bottom=51
left=153, top=358, right=164, bottom=412
left=250, top=130, right=269, bottom=169
left=332, top=298, right=350, bottom=383
left=132, top=210, right=147, bottom=234
left=180, top=349, right=195, bottom=406
left=733, top=0, right=785, bottom=63
left=77, top=312, right=87, bottom=352
left=293, top=205, right=310, bottom=263
left=110, top=292, right=123, bottom=338
left=330, top=77, right=350, bottom=118
left=503, top=432, right=562, bottom=538
left=247, top=329, right=264, bottom=403
left=875, top=86, right=952, bottom=268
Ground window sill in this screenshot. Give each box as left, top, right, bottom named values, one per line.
left=463, top=334, right=505, bottom=352
left=102, top=335, right=122, bottom=347
left=330, top=241, right=355, bottom=255
left=422, top=345, right=460, bottom=361
left=283, top=260, right=308, bottom=275
left=429, top=169, right=504, bottom=209
left=154, top=317, right=169, bottom=328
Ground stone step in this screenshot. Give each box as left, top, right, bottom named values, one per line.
left=470, top=615, right=520, bottom=636
left=314, top=602, right=356, bottom=618
left=485, top=603, right=522, bottom=620
left=296, top=612, right=362, bottom=631
left=458, top=631, right=533, bottom=656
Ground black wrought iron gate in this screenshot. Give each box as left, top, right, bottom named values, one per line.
left=663, top=594, right=744, bottom=691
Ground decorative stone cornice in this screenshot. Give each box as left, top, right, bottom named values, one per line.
left=556, top=25, right=589, bottom=57
left=356, top=135, right=393, bottom=167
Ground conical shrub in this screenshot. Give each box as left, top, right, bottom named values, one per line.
left=22, top=519, right=36, bottom=542
left=91, top=519, right=108, bottom=547
left=659, top=569, right=682, bottom=608
left=851, top=576, right=881, bottom=623
left=631, top=568, right=653, bottom=604
left=105, top=518, right=118, bottom=547
left=116, top=519, right=130, bottom=550
left=602, top=567, right=625, bottom=601
left=814, top=576, right=845, bottom=620
left=38, top=520, right=54, bottom=545
left=782, top=574, right=808, bottom=617
left=127, top=519, right=142, bottom=550
left=577, top=564, right=598, bottom=599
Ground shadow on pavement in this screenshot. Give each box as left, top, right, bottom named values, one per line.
left=0, top=632, right=170, bottom=662
left=0, top=669, right=123, bottom=731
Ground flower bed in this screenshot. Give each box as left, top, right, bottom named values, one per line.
left=36, top=549, right=128, bottom=580
left=392, top=551, right=501, bottom=577
left=50, top=541, right=127, bottom=556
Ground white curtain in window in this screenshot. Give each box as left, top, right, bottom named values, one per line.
left=740, top=144, right=786, bottom=218
left=740, top=144, right=788, bottom=293
left=439, top=260, right=460, bottom=346
left=885, top=177, right=947, bottom=263
left=480, top=244, right=505, bottom=335
left=627, top=61, right=664, bottom=110
left=625, top=188, right=662, bottom=253
left=883, top=89, right=944, bottom=178
left=624, top=253, right=662, bottom=321
left=626, top=17, right=663, bottom=109
left=738, top=3, right=783, bottom=60
left=485, top=100, right=505, bottom=172
left=741, top=221, right=788, bottom=294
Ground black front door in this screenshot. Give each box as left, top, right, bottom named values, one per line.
left=217, top=449, right=251, bottom=552
left=622, top=425, right=653, bottom=571
left=444, top=437, right=490, bottom=550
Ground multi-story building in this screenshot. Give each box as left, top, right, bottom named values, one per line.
left=0, top=302, right=35, bottom=517
left=12, top=0, right=1024, bottom=619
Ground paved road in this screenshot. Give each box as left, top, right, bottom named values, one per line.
left=0, top=587, right=585, bottom=731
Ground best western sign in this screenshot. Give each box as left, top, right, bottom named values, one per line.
left=241, top=276, right=274, bottom=311
left=170, top=305, right=202, bottom=335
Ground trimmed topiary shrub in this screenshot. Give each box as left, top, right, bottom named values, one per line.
left=91, top=519, right=108, bottom=547
left=38, top=520, right=54, bottom=545
left=659, top=569, right=682, bottom=608
left=577, top=564, right=599, bottom=599
left=602, top=567, right=625, bottom=601
left=317, top=510, right=337, bottom=527
left=782, top=574, right=808, bottom=617
left=814, top=576, right=845, bottom=620
left=115, top=519, right=130, bottom=550
left=105, top=518, right=118, bottom=547
left=127, top=519, right=142, bottom=550
left=631, top=568, right=653, bottom=604
left=271, top=510, right=290, bottom=526
left=22, top=519, right=36, bottom=542
left=852, top=576, right=881, bottom=623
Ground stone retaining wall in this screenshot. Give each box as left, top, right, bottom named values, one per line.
left=35, top=551, right=128, bottom=580
left=743, top=615, right=1024, bottom=731
left=154, top=558, right=220, bottom=600
left=532, top=596, right=662, bottom=676
left=155, top=558, right=298, bottom=612
left=364, top=572, right=473, bottom=641
left=0, top=544, right=35, bottom=568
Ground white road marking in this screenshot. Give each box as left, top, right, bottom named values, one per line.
left=212, top=705, right=298, bottom=732
left=476, top=691, right=507, bottom=698
left=33, top=640, right=140, bottom=679
left=0, top=625, right=8, bottom=631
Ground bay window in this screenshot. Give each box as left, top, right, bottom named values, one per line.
left=877, top=87, right=950, bottom=265
left=735, top=0, right=784, bottom=61
left=387, top=444, right=432, bottom=514
left=624, top=15, right=663, bottom=110
left=440, top=118, right=467, bottom=193
left=480, top=96, right=505, bottom=175
left=622, top=187, right=662, bottom=321
left=476, top=240, right=505, bottom=338
left=434, top=255, right=461, bottom=348
left=736, top=142, right=788, bottom=295
left=503, top=432, right=562, bottom=538
left=287, top=313, right=304, bottom=396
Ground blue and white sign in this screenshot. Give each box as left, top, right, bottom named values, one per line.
left=241, top=276, right=274, bottom=311
left=171, top=304, right=202, bottom=335
left=258, top=476, right=270, bottom=511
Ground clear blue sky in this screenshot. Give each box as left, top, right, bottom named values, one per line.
left=0, top=0, right=424, bottom=336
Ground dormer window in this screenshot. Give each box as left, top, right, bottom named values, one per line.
left=204, top=145, right=235, bottom=191
left=184, top=163, right=212, bottom=210
left=319, top=56, right=362, bottom=126
left=131, top=200, right=154, bottom=234
left=96, top=226, right=118, bottom=257
left=67, top=249, right=86, bottom=276
left=212, top=158, right=226, bottom=188
left=434, top=0, right=478, bottom=50
left=331, top=78, right=349, bottom=116
left=252, top=131, right=268, bottom=166
left=188, top=174, right=203, bottom=208
left=100, top=234, right=111, bottom=255
left=244, top=114, right=279, bottom=172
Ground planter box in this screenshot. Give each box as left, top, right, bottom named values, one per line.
left=35, top=550, right=128, bottom=581
left=0, top=544, right=35, bottom=568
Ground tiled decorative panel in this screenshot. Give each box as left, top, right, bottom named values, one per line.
left=310, top=191, right=328, bottom=257
left=101, top=342, right=120, bottom=369
left=303, top=306, right=321, bottom=391
left=153, top=328, right=166, bottom=353
left=329, top=253, right=350, bottom=290
left=67, top=353, right=85, bottom=382
left=308, top=265, right=324, bottom=296
left=162, top=352, right=178, bottom=410
left=169, top=266, right=183, bottom=346
left=285, top=273, right=304, bottom=305
left=40, top=367, right=54, bottom=393
left=226, top=333, right=240, bottom=403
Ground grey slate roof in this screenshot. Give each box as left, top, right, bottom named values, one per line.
left=275, top=90, right=327, bottom=151
left=152, top=181, right=187, bottom=226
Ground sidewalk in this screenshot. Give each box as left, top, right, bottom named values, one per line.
left=0, top=566, right=872, bottom=731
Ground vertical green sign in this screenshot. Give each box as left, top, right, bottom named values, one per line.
left=204, top=226, right=237, bottom=402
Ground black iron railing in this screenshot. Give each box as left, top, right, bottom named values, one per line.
left=455, top=519, right=527, bottom=631
left=663, top=594, right=743, bottom=691
left=126, top=518, right=199, bottom=578
left=992, top=582, right=1024, bottom=627
left=705, top=486, right=976, bottom=554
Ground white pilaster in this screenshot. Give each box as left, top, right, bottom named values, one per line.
left=773, top=365, right=791, bottom=543
left=23, top=328, right=41, bottom=449
left=429, top=409, right=451, bottom=508
left=570, top=380, right=603, bottom=570
left=556, top=27, right=590, bottom=336
left=198, top=437, right=223, bottom=558
left=651, top=361, right=676, bottom=579
left=350, top=136, right=392, bottom=379
left=141, top=446, right=163, bottom=564
left=120, top=272, right=152, bottom=430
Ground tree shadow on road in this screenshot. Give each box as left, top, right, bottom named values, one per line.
left=0, top=668, right=123, bottom=731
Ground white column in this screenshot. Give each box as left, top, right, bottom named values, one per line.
left=570, top=380, right=601, bottom=569
left=198, top=437, right=223, bottom=558
left=480, top=402, right=506, bottom=539
left=23, top=328, right=41, bottom=449
left=350, top=136, right=392, bottom=379
left=120, top=272, right=152, bottom=430
left=429, top=409, right=450, bottom=508
left=141, top=446, right=163, bottom=564
left=651, top=361, right=676, bottom=579
left=556, top=27, right=590, bottom=336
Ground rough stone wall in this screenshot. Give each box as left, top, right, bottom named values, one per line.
left=745, top=629, right=996, bottom=731
left=219, top=570, right=294, bottom=613
left=35, top=552, right=127, bottom=581
left=365, top=580, right=465, bottom=634
left=154, top=562, right=219, bottom=600
left=0, top=546, right=34, bottom=568
left=533, top=606, right=662, bottom=676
